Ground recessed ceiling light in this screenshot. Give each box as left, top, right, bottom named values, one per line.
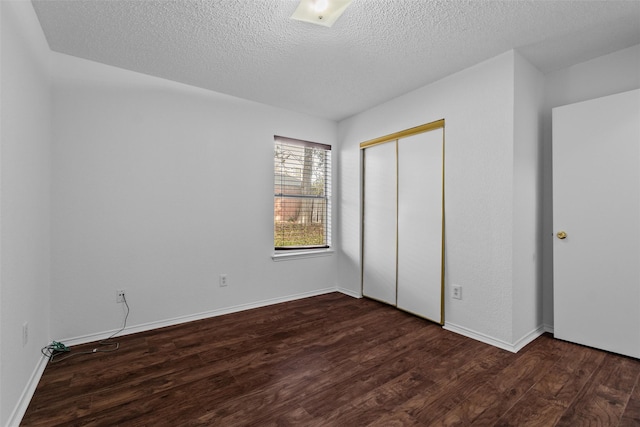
left=291, top=0, right=353, bottom=28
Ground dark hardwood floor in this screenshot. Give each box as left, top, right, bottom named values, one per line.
left=21, top=292, right=640, bottom=426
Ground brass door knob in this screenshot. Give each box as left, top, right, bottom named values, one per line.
left=557, top=231, right=567, bottom=240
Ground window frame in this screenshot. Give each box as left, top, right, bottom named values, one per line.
left=273, top=135, right=332, bottom=253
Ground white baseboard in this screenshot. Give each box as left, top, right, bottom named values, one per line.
left=512, top=325, right=547, bottom=352
left=336, top=286, right=362, bottom=299
left=6, top=354, right=49, bottom=427
left=444, top=322, right=546, bottom=353
left=59, top=287, right=339, bottom=347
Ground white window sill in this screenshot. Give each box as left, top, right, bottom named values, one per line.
left=272, top=248, right=334, bottom=261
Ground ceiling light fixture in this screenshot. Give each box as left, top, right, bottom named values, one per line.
left=314, top=0, right=329, bottom=13
left=291, top=0, right=353, bottom=28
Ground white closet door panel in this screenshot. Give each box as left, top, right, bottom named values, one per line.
left=397, top=130, right=443, bottom=322
left=362, top=142, right=397, bottom=305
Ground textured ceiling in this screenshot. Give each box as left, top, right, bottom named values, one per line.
left=32, top=0, right=640, bottom=121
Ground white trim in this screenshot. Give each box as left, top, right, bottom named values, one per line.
left=58, top=287, right=338, bottom=347
left=444, top=322, right=546, bottom=353
left=272, top=248, right=334, bottom=261
left=336, top=286, right=362, bottom=298
left=543, top=324, right=554, bottom=334
left=7, top=354, right=49, bottom=427
left=512, top=325, right=547, bottom=352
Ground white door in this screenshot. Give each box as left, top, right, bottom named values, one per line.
left=397, top=129, right=443, bottom=323
left=362, top=141, right=397, bottom=305
left=553, top=89, right=640, bottom=358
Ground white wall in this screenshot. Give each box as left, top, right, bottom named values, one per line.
left=3, top=4, right=636, bottom=420
left=338, top=51, right=525, bottom=347
left=512, top=52, right=544, bottom=343
left=541, top=44, right=640, bottom=329
left=339, top=44, right=640, bottom=347
left=0, top=1, right=51, bottom=425
left=49, top=53, right=339, bottom=342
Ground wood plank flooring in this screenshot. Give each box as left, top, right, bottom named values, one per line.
left=21, top=292, right=640, bottom=426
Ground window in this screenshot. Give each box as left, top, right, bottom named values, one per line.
left=274, top=136, right=331, bottom=250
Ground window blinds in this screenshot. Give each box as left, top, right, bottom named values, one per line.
left=274, top=136, right=331, bottom=249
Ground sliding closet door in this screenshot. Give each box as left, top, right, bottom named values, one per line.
left=361, top=119, right=445, bottom=323
left=397, top=129, right=443, bottom=322
left=362, top=141, right=397, bottom=305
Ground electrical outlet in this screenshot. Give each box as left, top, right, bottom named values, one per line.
left=219, top=274, right=228, bottom=287
left=22, top=322, right=29, bottom=346
left=452, top=285, right=462, bottom=300
left=116, top=289, right=126, bottom=303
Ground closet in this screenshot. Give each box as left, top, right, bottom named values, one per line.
left=361, top=119, right=445, bottom=324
